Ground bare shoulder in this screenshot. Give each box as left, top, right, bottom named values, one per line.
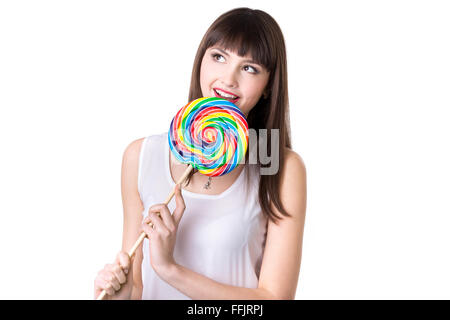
left=281, top=148, right=307, bottom=193
left=273, top=148, right=307, bottom=223
left=122, top=137, right=146, bottom=164
left=121, top=137, right=146, bottom=199
left=283, top=148, right=306, bottom=177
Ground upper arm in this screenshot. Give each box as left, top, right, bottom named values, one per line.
left=121, top=137, right=146, bottom=298
left=257, top=149, right=307, bottom=299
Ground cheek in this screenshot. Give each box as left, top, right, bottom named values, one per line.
left=199, top=64, right=207, bottom=94
left=199, top=61, right=216, bottom=96
left=200, top=57, right=218, bottom=82
left=238, top=77, right=269, bottom=114
left=243, top=82, right=266, bottom=101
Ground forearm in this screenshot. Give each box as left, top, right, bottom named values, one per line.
left=159, top=264, right=276, bottom=300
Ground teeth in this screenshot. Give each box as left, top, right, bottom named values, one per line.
left=215, top=89, right=237, bottom=99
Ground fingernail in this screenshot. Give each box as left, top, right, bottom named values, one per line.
left=124, top=268, right=129, bottom=274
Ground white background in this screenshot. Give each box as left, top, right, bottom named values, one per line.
left=0, top=0, right=449, bottom=299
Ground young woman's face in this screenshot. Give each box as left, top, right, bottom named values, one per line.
left=200, top=46, right=270, bottom=117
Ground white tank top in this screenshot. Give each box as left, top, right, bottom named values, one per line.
left=137, top=132, right=268, bottom=299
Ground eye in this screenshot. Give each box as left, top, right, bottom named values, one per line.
left=243, top=65, right=259, bottom=74
left=212, top=53, right=225, bottom=62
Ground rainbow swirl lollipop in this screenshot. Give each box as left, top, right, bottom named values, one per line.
left=168, top=97, right=248, bottom=177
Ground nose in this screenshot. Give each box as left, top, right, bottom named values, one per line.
left=220, top=67, right=239, bottom=88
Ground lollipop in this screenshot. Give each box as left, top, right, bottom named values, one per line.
left=97, top=97, right=248, bottom=300
left=168, top=97, right=248, bottom=177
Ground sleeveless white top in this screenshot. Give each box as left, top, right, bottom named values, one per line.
left=137, top=132, right=268, bottom=299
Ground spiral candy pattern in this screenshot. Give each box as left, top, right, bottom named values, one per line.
left=168, top=97, right=248, bottom=177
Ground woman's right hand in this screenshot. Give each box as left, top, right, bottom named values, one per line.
left=94, top=251, right=133, bottom=300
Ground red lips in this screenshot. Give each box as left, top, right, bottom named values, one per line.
left=213, top=88, right=240, bottom=104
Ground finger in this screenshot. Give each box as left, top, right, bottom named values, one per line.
left=142, top=220, right=154, bottom=237
left=172, top=184, right=186, bottom=225
left=149, top=211, right=170, bottom=236
left=116, top=251, right=131, bottom=276
left=149, top=205, right=175, bottom=231
left=148, top=204, right=163, bottom=218
left=95, top=275, right=112, bottom=296
left=143, top=215, right=156, bottom=230
left=103, top=267, right=121, bottom=291
left=104, top=282, right=115, bottom=296
left=95, top=276, right=114, bottom=296
left=99, top=270, right=117, bottom=295
left=143, top=214, right=152, bottom=225
left=111, top=262, right=126, bottom=285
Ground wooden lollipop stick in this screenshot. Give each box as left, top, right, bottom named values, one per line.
left=97, top=164, right=194, bottom=300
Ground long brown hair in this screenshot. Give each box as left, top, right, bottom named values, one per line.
left=186, top=7, right=292, bottom=223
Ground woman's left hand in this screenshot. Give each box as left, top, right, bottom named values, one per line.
left=142, top=184, right=186, bottom=278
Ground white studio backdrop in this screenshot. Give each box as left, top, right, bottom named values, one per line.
left=0, top=0, right=449, bottom=299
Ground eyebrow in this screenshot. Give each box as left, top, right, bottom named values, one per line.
left=212, top=47, right=260, bottom=65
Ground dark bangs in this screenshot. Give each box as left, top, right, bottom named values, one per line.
left=203, top=10, right=276, bottom=72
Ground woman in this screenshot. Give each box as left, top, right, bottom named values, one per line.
left=94, top=7, right=307, bottom=300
